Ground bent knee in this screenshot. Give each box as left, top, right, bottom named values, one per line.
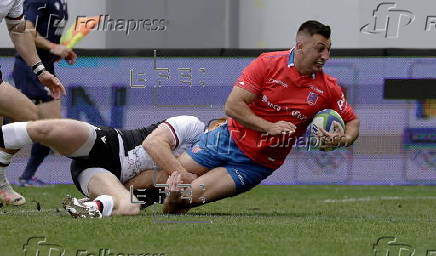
left=27, top=121, right=53, bottom=138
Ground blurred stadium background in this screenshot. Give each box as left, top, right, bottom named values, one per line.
left=0, top=0, right=435, bottom=186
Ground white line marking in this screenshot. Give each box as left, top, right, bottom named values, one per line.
left=0, top=208, right=61, bottom=215
left=322, top=196, right=436, bottom=203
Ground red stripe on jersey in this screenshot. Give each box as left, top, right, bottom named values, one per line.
left=163, top=122, right=179, bottom=148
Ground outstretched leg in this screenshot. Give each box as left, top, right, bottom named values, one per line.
left=0, top=81, right=39, bottom=205
left=64, top=170, right=141, bottom=218
left=88, top=172, right=141, bottom=216
left=19, top=100, right=62, bottom=186
left=0, top=119, right=95, bottom=156
left=0, top=119, right=96, bottom=205
left=163, top=167, right=236, bottom=214
left=0, top=81, right=39, bottom=122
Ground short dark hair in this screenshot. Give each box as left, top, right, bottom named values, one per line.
left=297, top=20, right=331, bottom=39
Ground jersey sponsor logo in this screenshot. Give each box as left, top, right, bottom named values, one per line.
left=234, top=169, right=245, bottom=185
left=306, top=92, right=319, bottom=105
left=261, top=94, right=282, bottom=111
left=101, top=136, right=107, bottom=144
left=270, top=79, right=288, bottom=88
left=308, top=85, right=324, bottom=94
left=291, top=110, right=308, bottom=120
left=337, top=94, right=345, bottom=111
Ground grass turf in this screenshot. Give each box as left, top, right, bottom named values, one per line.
left=0, top=185, right=435, bottom=256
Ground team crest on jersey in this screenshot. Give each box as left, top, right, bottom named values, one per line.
left=306, top=92, right=319, bottom=105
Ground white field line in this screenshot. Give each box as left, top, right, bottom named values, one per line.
left=0, top=208, right=61, bottom=215
left=290, top=186, right=436, bottom=192
left=322, top=196, right=436, bottom=203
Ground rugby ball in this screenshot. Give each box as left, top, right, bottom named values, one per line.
left=307, top=109, right=345, bottom=150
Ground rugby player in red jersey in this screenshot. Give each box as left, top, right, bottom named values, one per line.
left=159, top=20, right=360, bottom=213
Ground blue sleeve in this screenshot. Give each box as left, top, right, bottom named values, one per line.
left=23, top=0, right=48, bottom=24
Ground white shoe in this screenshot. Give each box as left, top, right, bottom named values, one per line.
left=77, top=197, right=91, bottom=203
left=62, top=195, right=102, bottom=218
left=0, top=184, right=26, bottom=206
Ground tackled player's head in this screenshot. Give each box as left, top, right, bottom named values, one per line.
left=294, top=20, right=331, bottom=75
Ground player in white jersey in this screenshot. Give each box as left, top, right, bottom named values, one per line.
left=0, top=115, right=209, bottom=217
left=0, top=0, right=66, bottom=205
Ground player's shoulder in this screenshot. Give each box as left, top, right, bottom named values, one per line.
left=4, top=0, right=23, bottom=6
left=320, top=71, right=341, bottom=90
left=166, top=115, right=201, bottom=123
left=254, top=50, right=289, bottom=69
left=166, top=116, right=205, bottom=128
left=258, top=50, right=289, bottom=61
left=1, top=0, right=22, bottom=11
left=165, top=116, right=205, bottom=143
left=2, top=0, right=24, bottom=19
left=1, top=0, right=17, bottom=6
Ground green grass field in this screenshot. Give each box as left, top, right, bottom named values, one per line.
left=1, top=185, right=435, bottom=256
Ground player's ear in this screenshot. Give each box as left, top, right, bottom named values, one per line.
left=295, top=40, right=305, bottom=53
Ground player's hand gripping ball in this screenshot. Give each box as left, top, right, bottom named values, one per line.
left=308, top=109, right=345, bottom=151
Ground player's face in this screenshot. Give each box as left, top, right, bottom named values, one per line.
left=299, top=34, right=331, bottom=74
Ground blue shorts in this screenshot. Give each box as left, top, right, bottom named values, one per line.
left=12, top=56, right=54, bottom=104
left=187, top=123, right=274, bottom=194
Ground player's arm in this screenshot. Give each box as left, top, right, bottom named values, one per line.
left=7, top=19, right=41, bottom=67
left=318, top=118, right=360, bottom=151
left=225, top=54, right=295, bottom=135
left=319, top=84, right=360, bottom=149
left=342, top=118, right=359, bottom=146
left=21, top=21, right=49, bottom=49
left=225, top=87, right=270, bottom=132
left=333, top=90, right=360, bottom=147
left=24, top=20, right=77, bottom=64
left=6, top=19, right=65, bottom=99
left=142, top=124, right=187, bottom=175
